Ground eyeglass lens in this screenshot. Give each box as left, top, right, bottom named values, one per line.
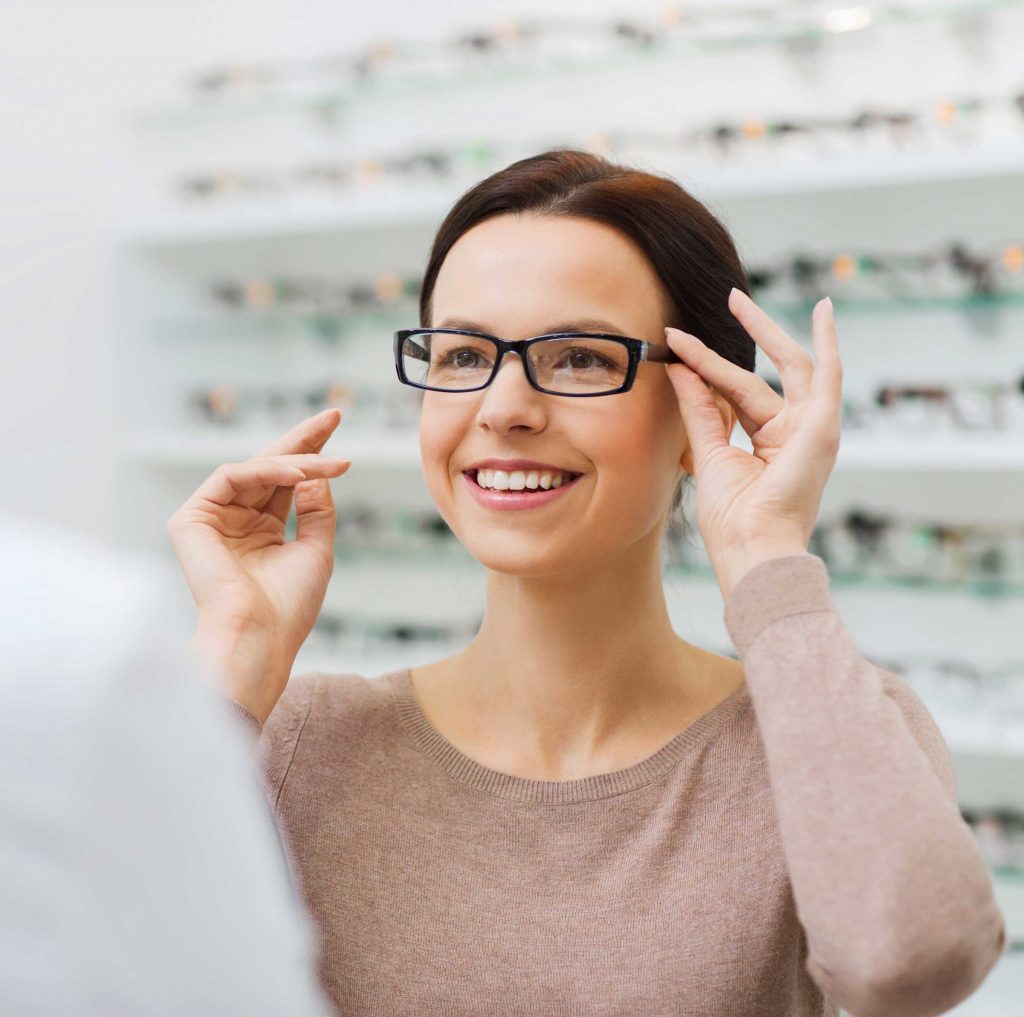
left=401, top=333, right=631, bottom=394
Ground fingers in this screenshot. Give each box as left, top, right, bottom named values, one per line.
left=256, top=408, right=343, bottom=459
left=727, top=288, right=816, bottom=403
left=194, top=454, right=352, bottom=508
left=294, top=477, right=337, bottom=554
left=252, top=409, right=346, bottom=521
left=810, top=297, right=842, bottom=405
left=664, top=360, right=732, bottom=471
left=665, top=326, right=784, bottom=434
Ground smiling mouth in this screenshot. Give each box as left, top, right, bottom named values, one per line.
left=464, top=468, right=584, bottom=490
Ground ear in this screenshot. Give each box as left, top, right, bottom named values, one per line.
left=678, top=394, right=737, bottom=474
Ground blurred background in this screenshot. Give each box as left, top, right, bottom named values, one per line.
left=1, top=0, right=1022, bottom=1011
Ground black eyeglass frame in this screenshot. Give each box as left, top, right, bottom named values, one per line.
left=394, top=327, right=682, bottom=397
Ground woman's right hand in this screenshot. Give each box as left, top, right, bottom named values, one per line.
left=165, top=408, right=352, bottom=725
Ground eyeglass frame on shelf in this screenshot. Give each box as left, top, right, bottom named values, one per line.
left=393, top=327, right=683, bottom=397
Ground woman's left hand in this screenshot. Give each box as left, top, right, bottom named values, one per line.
left=664, top=288, right=842, bottom=599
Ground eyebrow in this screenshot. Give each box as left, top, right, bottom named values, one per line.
left=434, top=316, right=631, bottom=337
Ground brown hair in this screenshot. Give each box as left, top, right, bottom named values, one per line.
left=417, top=148, right=755, bottom=549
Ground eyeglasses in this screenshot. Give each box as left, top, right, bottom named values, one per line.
left=393, top=327, right=681, bottom=397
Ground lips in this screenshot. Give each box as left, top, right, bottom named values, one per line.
left=464, top=471, right=583, bottom=484
left=462, top=469, right=583, bottom=510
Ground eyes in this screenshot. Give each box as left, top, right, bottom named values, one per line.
left=410, top=332, right=633, bottom=394
left=438, top=345, right=617, bottom=372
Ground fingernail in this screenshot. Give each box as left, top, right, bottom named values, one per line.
left=825, top=296, right=833, bottom=310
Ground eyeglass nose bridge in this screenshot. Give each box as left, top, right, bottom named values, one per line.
left=486, top=340, right=539, bottom=391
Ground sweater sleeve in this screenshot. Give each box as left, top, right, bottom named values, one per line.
left=722, top=553, right=1006, bottom=1017
left=253, top=673, right=318, bottom=811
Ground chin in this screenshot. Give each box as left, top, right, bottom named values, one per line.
left=458, top=530, right=597, bottom=579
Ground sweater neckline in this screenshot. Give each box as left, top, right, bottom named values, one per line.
left=388, top=666, right=749, bottom=804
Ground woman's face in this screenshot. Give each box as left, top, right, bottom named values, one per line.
left=421, top=212, right=693, bottom=577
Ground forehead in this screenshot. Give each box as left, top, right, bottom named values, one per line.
left=431, top=213, right=669, bottom=339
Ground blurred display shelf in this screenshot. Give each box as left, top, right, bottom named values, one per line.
left=121, top=187, right=453, bottom=247
left=153, top=308, right=412, bottom=343
left=322, top=544, right=1024, bottom=600
left=994, top=873, right=1024, bottom=942
left=938, top=727, right=1024, bottom=761
left=763, top=291, right=1024, bottom=324
left=994, top=867, right=1024, bottom=885
left=122, top=427, right=1024, bottom=472
left=151, top=290, right=1024, bottom=343
left=122, top=428, right=421, bottom=466
left=129, top=0, right=1024, bottom=129
left=119, top=141, right=1024, bottom=249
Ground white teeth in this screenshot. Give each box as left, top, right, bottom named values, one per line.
left=475, top=468, right=577, bottom=491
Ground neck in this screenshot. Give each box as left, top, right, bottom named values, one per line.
left=436, top=527, right=722, bottom=780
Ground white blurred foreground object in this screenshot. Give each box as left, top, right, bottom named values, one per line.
left=0, top=517, right=330, bottom=1017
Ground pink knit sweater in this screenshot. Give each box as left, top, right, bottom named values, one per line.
left=234, top=553, right=1005, bottom=1016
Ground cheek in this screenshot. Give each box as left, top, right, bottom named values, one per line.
left=418, top=400, right=465, bottom=501
left=590, top=409, right=671, bottom=503
left=606, top=398, right=685, bottom=513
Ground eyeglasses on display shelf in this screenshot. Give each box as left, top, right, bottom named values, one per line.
left=812, top=513, right=1024, bottom=591
left=284, top=501, right=470, bottom=563
left=178, top=241, right=1022, bottom=348
left=179, top=364, right=1024, bottom=451
left=176, top=272, right=424, bottom=344
left=815, top=511, right=1024, bottom=587
left=578, top=91, right=1020, bottom=162
left=278, top=495, right=1024, bottom=594
left=749, top=242, right=1024, bottom=310
left=667, top=508, right=1024, bottom=592
left=962, top=808, right=1024, bottom=878
left=868, top=654, right=1024, bottom=760
left=168, top=0, right=1024, bottom=112
left=186, top=382, right=423, bottom=432
left=211, top=271, right=420, bottom=318
left=840, top=377, right=1024, bottom=436
left=305, top=611, right=482, bottom=663
left=174, top=81, right=1024, bottom=200
left=188, top=381, right=358, bottom=429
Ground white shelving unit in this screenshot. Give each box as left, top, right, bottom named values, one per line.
left=120, top=139, right=1024, bottom=248
left=116, top=7, right=1024, bottom=1007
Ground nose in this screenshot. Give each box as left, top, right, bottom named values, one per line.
left=487, top=350, right=535, bottom=391
left=474, top=350, right=546, bottom=432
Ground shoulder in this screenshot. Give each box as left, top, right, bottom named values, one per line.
left=262, top=668, right=402, bottom=738
left=258, top=668, right=406, bottom=796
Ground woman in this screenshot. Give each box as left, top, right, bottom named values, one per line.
left=167, top=150, right=1005, bottom=1016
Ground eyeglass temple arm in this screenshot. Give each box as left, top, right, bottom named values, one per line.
left=640, top=343, right=683, bottom=365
